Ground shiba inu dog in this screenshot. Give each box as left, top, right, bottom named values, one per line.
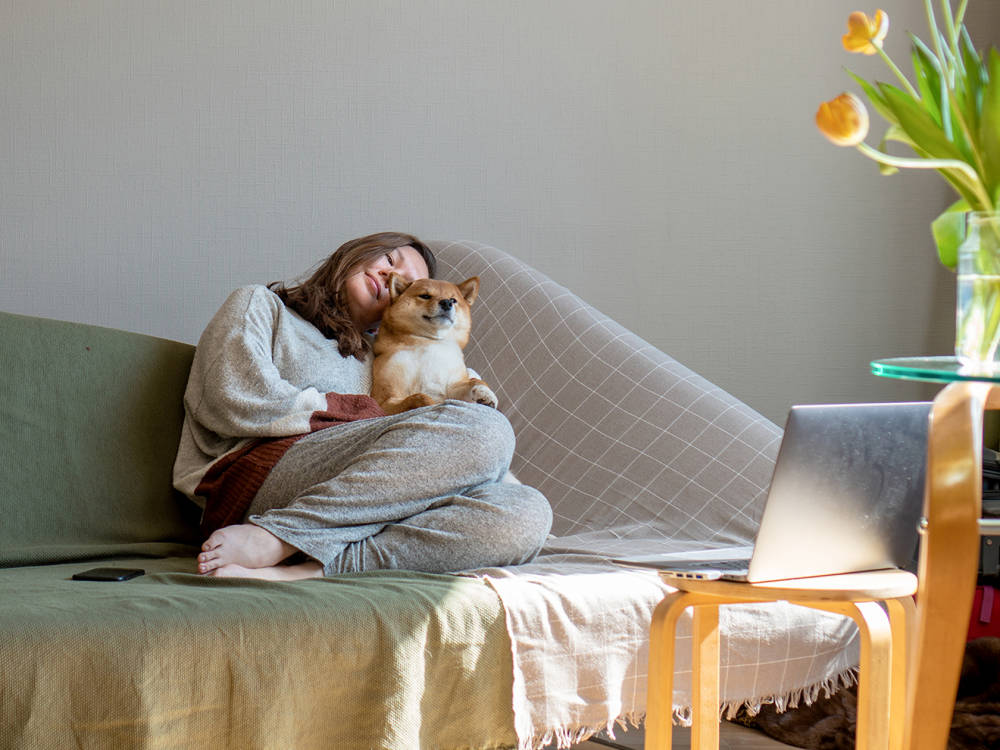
left=371, top=274, right=498, bottom=415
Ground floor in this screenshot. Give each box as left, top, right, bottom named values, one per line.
left=555, top=720, right=797, bottom=749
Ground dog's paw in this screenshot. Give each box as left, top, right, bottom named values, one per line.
left=469, top=383, right=498, bottom=409
left=401, top=393, right=436, bottom=411
left=381, top=393, right=436, bottom=414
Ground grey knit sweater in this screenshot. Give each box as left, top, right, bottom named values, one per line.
left=173, top=285, right=372, bottom=506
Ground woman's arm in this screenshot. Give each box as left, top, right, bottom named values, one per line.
left=184, top=286, right=349, bottom=439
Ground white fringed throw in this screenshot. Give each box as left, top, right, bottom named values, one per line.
left=476, top=544, right=860, bottom=750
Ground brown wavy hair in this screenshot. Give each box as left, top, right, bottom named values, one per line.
left=269, top=232, right=436, bottom=359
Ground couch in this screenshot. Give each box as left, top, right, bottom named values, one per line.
left=0, top=240, right=860, bottom=750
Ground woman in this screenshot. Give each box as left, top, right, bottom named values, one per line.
left=173, top=232, right=552, bottom=580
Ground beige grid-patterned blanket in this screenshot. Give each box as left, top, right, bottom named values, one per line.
left=437, top=241, right=860, bottom=749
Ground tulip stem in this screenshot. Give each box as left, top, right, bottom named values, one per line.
left=954, top=0, right=968, bottom=30
left=855, top=141, right=995, bottom=212
left=940, top=0, right=958, bottom=52
left=876, top=46, right=920, bottom=99
left=925, top=0, right=948, bottom=72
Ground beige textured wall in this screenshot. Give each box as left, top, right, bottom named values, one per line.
left=5, top=1, right=997, bottom=423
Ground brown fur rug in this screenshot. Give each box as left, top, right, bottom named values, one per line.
left=737, top=637, right=1000, bottom=750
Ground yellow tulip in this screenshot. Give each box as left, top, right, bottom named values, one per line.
left=842, top=9, right=889, bottom=55
left=816, top=93, right=870, bottom=146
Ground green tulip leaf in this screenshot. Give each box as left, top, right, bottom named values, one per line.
left=932, top=200, right=970, bottom=270
left=961, top=27, right=987, bottom=122
left=882, top=123, right=915, bottom=147
left=878, top=83, right=963, bottom=162
left=846, top=69, right=896, bottom=125
left=941, top=69, right=955, bottom=143
left=909, top=34, right=941, bottom=74
left=911, top=35, right=943, bottom=125
left=980, top=48, right=1000, bottom=198
left=874, top=82, right=984, bottom=207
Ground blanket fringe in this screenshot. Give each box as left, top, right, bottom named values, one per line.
left=671, top=665, right=860, bottom=726
left=519, top=710, right=646, bottom=750
left=520, top=666, right=860, bottom=749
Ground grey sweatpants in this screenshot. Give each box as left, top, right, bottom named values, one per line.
left=245, top=400, right=552, bottom=575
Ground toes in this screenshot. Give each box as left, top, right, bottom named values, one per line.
left=202, top=530, right=228, bottom=552
left=210, top=564, right=257, bottom=579
left=198, top=556, right=223, bottom=574
left=197, top=523, right=292, bottom=571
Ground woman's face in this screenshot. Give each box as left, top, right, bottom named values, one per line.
left=341, top=245, right=430, bottom=331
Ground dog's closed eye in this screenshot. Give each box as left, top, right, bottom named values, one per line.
left=418, top=294, right=433, bottom=300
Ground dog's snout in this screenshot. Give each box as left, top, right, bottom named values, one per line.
left=439, top=298, right=456, bottom=311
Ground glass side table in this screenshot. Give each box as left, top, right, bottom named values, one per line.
left=871, top=356, right=1000, bottom=750
left=872, top=355, right=1000, bottom=384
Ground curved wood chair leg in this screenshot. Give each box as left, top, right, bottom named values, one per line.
left=810, top=600, right=892, bottom=750
left=646, top=584, right=914, bottom=750
left=690, top=604, right=721, bottom=750
left=907, top=382, right=989, bottom=750
left=886, top=596, right=915, bottom=750
left=646, top=591, right=695, bottom=750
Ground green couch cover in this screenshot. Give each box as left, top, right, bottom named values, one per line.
left=0, top=311, right=518, bottom=750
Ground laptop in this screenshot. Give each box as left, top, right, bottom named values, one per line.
left=613, top=402, right=931, bottom=582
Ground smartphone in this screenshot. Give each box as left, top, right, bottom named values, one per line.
left=72, top=567, right=145, bottom=582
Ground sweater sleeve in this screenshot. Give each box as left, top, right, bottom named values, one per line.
left=184, top=286, right=329, bottom=439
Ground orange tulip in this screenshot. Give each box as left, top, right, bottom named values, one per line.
left=816, top=93, right=870, bottom=146
left=842, top=10, right=889, bottom=55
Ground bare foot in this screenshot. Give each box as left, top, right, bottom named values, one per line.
left=207, top=561, right=324, bottom=581
left=198, top=524, right=297, bottom=574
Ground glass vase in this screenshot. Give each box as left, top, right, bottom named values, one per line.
left=956, top=212, right=1000, bottom=369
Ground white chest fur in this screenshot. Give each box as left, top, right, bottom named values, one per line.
left=381, top=341, right=469, bottom=400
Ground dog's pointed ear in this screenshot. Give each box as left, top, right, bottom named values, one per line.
left=458, top=277, right=479, bottom=306
left=388, top=273, right=411, bottom=300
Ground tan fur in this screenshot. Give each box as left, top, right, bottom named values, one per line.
left=371, top=274, right=498, bottom=415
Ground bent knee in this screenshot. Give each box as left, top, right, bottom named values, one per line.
left=523, top=487, right=553, bottom=550
left=501, top=486, right=553, bottom=564
left=436, top=400, right=516, bottom=471
left=439, top=398, right=512, bottom=435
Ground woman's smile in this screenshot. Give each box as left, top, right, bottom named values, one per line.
left=365, top=273, right=382, bottom=300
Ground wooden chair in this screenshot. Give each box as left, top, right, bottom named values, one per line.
left=644, top=569, right=917, bottom=750
left=906, top=381, right=998, bottom=750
